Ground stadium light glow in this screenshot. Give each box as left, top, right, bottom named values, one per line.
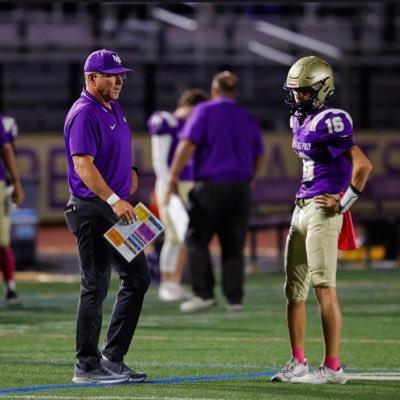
left=152, top=7, right=199, bottom=31
left=248, top=40, right=296, bottom=66
left=254, top=20, right=342, bottom=60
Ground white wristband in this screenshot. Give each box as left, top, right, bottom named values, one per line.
left=106, top=193, right=120, bottom=207
left=339, top=185, right=361, bottom=214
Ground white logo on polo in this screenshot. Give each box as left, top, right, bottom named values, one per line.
left=110, top=124, right=116, bottom=130
left=112, top=54, right=121, bottom=64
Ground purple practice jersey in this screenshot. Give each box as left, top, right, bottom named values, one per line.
left=290, top=106, right=355, bottom=199
left=0, top=116, right=17, bottom=181
left=179, top=97, right=265, bottom=181
left=64, top=89, right=133, bottom=199
left=147, top=111, right=193, bottom=180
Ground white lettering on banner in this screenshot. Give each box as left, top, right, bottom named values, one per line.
left=112, top=54, right=121, bottom=64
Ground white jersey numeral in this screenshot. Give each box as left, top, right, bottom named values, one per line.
left=302, top=159, right=315, bottom=181
left=325, top=116, right=345, bottom=133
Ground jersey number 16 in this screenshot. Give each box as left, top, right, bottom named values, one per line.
left=325, top=116, right=344, bottom=133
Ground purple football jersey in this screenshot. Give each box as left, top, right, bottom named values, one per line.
left=179, top=97, right=265, bottom=181
left=290, top=106, right=355, bottom=199
left=64, top=89, right=133, bottom=199
left=0, top=116, right=15, bottom=181
left=147, top=111, right=193, bottom=180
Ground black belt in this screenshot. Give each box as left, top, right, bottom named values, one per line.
left=70, top=194, right=101, bottom=203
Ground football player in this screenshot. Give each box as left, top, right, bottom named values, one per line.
left=271, top=56, right=372, bottom=384
left=0, top=115, right=25, bottom=305
left=147, top=88, right=208, bottom=302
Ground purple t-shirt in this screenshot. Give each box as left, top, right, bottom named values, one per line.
left=290, top=106, right=355, bottom=199
left=147, top=111, right=193, bottom=180
left=179, top=97, right=265, bottom=181
left=0, top=116, right=15, bottom=181
left=64, top=89, right=133, bottom=199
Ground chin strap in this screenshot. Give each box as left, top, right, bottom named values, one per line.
left=338, top=184, right=362, bottom=214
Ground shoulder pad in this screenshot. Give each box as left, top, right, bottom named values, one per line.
left=1, top=116, right=18, bottom=139
left=147, top=111, right=179, bottom=135
left=310, top=108, right=353, bottom=133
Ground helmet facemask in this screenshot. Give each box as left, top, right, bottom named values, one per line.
left=284, top=78, right=332, bottom=116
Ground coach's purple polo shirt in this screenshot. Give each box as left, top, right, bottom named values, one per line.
left=64, top=88, right=132, bottom=199
left=0, top=116, right=13, bottom=181
left=179, top=97, right=265, bottom=181
left=290, top=105, right=354, bottom=199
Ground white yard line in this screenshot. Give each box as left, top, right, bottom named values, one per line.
left=348, top=373, right=400, bottom=381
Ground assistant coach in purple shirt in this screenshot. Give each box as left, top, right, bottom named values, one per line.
left=167, top=71, right=266, bottom=313
left=63, top=49, right=150, bottom=384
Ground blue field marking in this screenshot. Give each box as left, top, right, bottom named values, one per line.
left=144, top=371, right=274, bottom=383
left=0, top=371, right=274, bottom=395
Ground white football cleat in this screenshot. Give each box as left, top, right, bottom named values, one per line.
left=291, top=364, right=347, bottom=384
left=271, top=357, right=309, bottom=382
left=158, top=282, right=188, bottom=302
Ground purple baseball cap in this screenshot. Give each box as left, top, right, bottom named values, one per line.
left=84, top=49, right=133, bottom=74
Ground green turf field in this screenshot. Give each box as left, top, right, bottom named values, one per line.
left=0, top=268, right=399, bottom=399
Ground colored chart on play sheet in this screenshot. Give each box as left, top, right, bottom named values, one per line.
left=103, top=202, right=164, bottom=262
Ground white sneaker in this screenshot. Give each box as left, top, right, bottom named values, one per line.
left=180, top=296, right=217, bottom=313
left=271, top=357, right=309, bottom=382
left=158, top=283, right=188, bottom=302
left=291, top=364, right=347, bottom=384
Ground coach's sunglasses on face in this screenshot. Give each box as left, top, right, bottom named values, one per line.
left=94, top=72, right=127, bottom=81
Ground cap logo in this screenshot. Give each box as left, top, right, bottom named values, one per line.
left=84, top=49, right=132, bottom=74
left=112, top=54, right=121, bottom=64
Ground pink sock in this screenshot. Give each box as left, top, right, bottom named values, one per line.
left=324, top=356, right=341, bottom=371
left=291, top=348, right=305, bottom=364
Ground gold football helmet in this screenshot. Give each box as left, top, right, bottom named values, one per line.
left=283, top=56, right=335, bottom=116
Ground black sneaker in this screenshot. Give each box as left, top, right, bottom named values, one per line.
left=6, top=290, right=20, bottom=305
left=72, top=364, right=129, bottom=384
left=101, top=357, right=147, bottom=382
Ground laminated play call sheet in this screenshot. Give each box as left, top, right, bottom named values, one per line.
left=104, top=202, right=164, bottom=262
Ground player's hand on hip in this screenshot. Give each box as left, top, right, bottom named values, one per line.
left=314, top=194, right=340, bottom=213
left=112, top=199, right=138, bottom=224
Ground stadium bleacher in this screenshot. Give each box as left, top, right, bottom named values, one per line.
left=0, top=2, right=399, bottom=265
left=0, top=2, right=398, bottom=132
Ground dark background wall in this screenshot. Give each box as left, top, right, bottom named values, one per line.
left=0, top=2, right=399, bottom=133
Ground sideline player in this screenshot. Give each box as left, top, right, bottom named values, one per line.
left=147, top=88, right=208, bottom=302
left=0, top=115, right=25, bottom=304
left=271, top=56, right=372, bottom=384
